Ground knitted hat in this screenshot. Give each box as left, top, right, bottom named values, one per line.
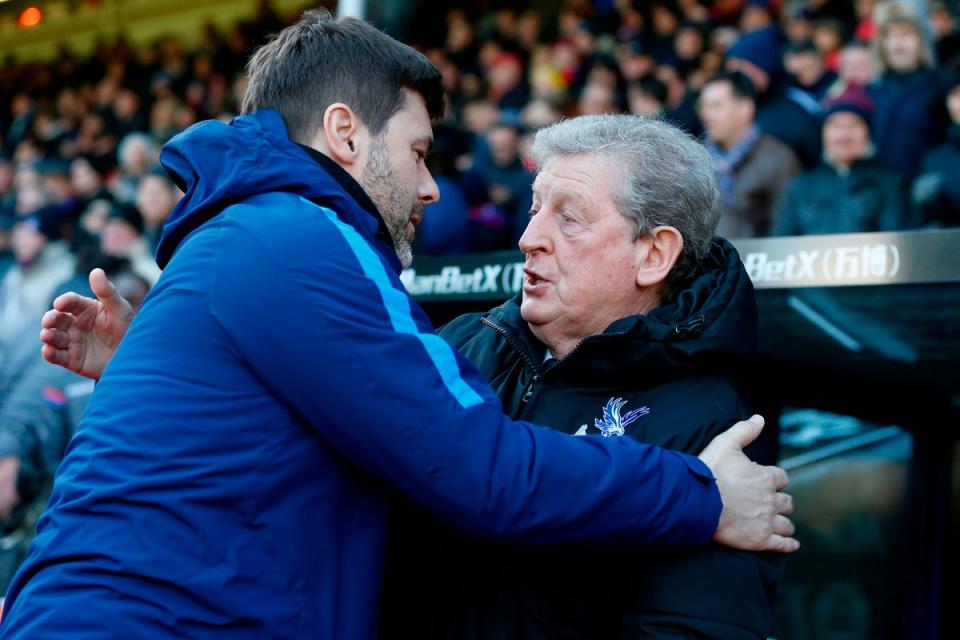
left=824, top=85, right=875, bottom=132
left=727, top=27, right=784, bottom=80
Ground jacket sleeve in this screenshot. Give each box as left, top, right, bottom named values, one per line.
left=208, top=205, right=722, bottom=547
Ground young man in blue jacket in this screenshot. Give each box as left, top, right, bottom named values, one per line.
left=16, top=10, right=796, bottom=639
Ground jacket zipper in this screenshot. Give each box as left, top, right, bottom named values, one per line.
left=481, top=317, right=541, bottom=417
left=480, top=317, right=629, bottom=419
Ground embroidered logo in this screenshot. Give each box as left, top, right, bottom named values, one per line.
left=574, top=397, right=650, bottom=437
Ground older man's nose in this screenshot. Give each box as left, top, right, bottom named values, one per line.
left=518, top=211, right=549, bottom=254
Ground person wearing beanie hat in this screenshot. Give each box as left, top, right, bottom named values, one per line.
left=725, top=26, right=823, bottom=168
left=100, top=203, right=160, bottom=286
left=774, top=87, right=909, bottom=235
left=911, top=72, right=960, bottom=227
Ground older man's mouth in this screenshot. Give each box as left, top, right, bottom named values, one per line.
left=523, top=268, right=549, bottom=293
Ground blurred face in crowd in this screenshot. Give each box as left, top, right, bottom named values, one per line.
left=101, top=218, right=141, bottom=256
left=947, top=86, right=960, bottom=125
left=931, top=4, right=955, bottom=38
left=357, top=90, right=438, bottom=268
left=136, top=174, right=179, bottom=229
left=785, top=50, right=825, bottom=87
left=11, top=221, right=46, bottom=265
left=462, top=100, right=500, bottom=134
left=14, top=185, right=46, bottom=217
left=823, top=112, right=871, bottom=168
left=488, top=125, right=520, bottom=168
left=71, top=158, right=102, bottom=197
left=81, top=199, right=112, bottom=235
left=628, top=86, right=664, bottom=116
left=519, top=154, right=653, bottom=356
left=698, top=79, right=755, bottom=148
left=882, top=22, right=923, bottom=72
left=578, top=83, right=617, bottom=115
left=675, top=26, right=704, bottom=61
left=839, top=46, right=874, bottom=86
left=740, top=6, right=771, bottom=33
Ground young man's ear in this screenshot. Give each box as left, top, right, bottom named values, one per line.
left=636, top=226, right=684, bottom=289
left=321, top=103, right=362, bottom=167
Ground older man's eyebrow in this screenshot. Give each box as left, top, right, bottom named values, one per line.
left=555, top=189, right=590, bottom=211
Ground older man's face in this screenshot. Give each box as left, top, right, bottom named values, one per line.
left=519, top=154, right=645, bottom=352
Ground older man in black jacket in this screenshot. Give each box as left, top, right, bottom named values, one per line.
left=381, top=115, right=780, bottom=639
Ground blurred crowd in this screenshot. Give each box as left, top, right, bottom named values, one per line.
left=2, top=0, right=960, bottom=583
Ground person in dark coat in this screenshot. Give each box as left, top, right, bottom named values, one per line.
left=867, top=3, right=946, bottom=178
left=775, top=88, right=909, bottom=236
left=381, top=115, right=782, bottom=640
left=912, top=73, right=960, bottom=228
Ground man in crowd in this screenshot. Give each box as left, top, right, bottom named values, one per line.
left=10, top=10, right=794, bottom=639
left=699, top=71, right=799, bottom=238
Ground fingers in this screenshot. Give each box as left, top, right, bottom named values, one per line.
left=767, top=464, right=789, bottom=492
left=720, top=414, right=765, bottom=451
left=763, top=534, right=800, bottom=554
left=89, top=268, right=120, bottom=307
left=773, top=514, right=795, bottom=538
left=52, top=291, right=99, bottom=316
left=775, top=491, right=794, bottom=516
left=41, top=308, right=74, bottom=332
left=41, top=343, right=70, bottom=368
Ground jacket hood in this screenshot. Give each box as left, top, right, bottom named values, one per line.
left=156, top=109, right=397, bottom=271
left=485, top=238, right=758, bottom=384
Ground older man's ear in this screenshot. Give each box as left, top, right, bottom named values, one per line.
left=635, top=226, right=684, bottom=289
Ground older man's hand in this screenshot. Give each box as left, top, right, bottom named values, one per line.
left=39, top=269, right=133, bottom=381
left=698, top=415, right=799, bottom=553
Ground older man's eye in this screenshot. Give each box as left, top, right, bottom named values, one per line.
left=528, top=208, right=540, bottom=218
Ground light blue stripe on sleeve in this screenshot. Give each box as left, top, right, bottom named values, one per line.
left=302, top=198, right=485, bottom=409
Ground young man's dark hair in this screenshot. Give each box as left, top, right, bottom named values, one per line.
left=703, top=69, right=758, bottom=104
left=242, top=9, right=444, bottom=143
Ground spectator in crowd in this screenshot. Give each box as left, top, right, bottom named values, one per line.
left=785, top=40, right=837, bottom=103
left=775, top=88, right=907, bottom=236
left=725, top=26, right=823, bottom=167
left=99, top=203, right=161, bottom=286
left=0, top=210, right=74, bottom=354
left=699, top=71, right=799, bottom=237
left=134, top=172, right=180, bottom=251
left=471, top=121, right=534, bottom=250
left=868, top=2, right=944, bottom=178
left=112, top=132, right=160, bottom=204
left=826, top=41, right=876, bottom=99
left=912, top=73, right=960, bottom=228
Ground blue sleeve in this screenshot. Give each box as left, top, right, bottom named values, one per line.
left=208, top=201, right=722, bottom=547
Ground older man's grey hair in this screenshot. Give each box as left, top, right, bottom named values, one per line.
left=530, top=115, right=723, bottom=301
